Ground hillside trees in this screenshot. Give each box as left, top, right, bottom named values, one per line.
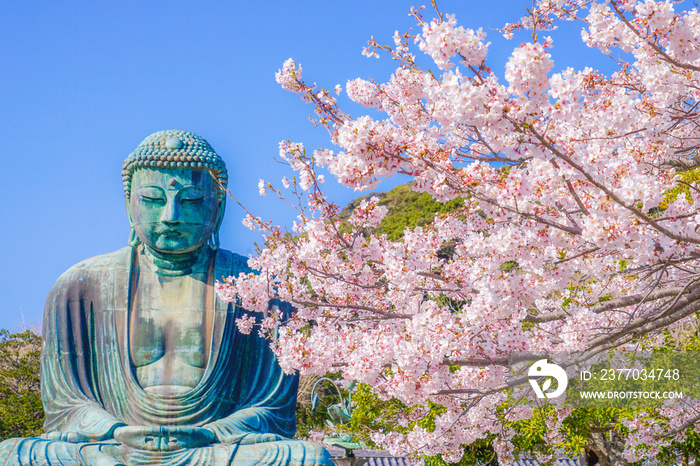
left=0, top=330, right=43, bottom=441
left=217, top=0, right=700, bottom=463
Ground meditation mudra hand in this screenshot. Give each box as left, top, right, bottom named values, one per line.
left=112, top=426, right=217, bottom=451
left=0, top=130, right=332, bottom=466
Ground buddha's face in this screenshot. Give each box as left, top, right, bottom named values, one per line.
left=128, top=168, right=221, bottom=254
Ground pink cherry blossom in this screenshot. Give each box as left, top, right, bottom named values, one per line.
left=235, top=314, right=256, bottom=335
left=219, top=0, right=700, bottom=461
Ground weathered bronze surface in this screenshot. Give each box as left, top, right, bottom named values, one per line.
left=0, top=130, right=332, bottom=465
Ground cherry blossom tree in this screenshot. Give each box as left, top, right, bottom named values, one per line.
left=217, top=0, right=700, bottom=462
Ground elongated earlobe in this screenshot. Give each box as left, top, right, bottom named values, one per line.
left=209, top=200, right=225, bottom=251
left=209, top=232, right=220, bottom=251
left=129, top=228, right=141, bottom=248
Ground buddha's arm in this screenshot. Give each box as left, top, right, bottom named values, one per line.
left=202, top=306, right=299, bottom=445
left=202, top=273, right=299, bottom=445
left=42, top=332, right=128, bottom=441
left=41, top=269, right=127, bottom=441
left=42, top=366, right=127, bottom=442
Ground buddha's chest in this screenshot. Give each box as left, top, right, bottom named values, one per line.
left=128, top=270, right=214, bottom=393
left=129, top=308, right=209, bottom=367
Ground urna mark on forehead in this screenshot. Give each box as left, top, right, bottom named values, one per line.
left=122, top=129, right=228, bottom=200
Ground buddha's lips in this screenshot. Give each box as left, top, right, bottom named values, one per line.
left=160, top=229, right=186, bottom=236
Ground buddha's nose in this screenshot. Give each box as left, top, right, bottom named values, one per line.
left=162, top=199, right=184, bottom=225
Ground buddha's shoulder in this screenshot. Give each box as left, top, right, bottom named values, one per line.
left=54, top=248, right=133, bottom=282
left=214, top=248, right=253, bottom=275
left=69, top=247, right=132, bottom=271
left=45, top=248, right=132, bottom=300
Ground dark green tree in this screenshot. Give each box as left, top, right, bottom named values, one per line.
left=0, top=330, right=44, bottom=441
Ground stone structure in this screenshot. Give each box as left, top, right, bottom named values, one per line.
left=0, top=130, right=333, bottom=466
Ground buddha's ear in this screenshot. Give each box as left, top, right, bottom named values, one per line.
left=125, top=196, right=141, bottom=248
left=125, top=196, right=134, bottom=228
left=215, top=196, right=226, bottom=233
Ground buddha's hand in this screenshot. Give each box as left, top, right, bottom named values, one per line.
left=113, top=426, right=217, bottom=451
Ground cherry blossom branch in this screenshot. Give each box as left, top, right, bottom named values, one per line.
left=524, top=286, right=688, bottom=323
left=526, top=123, right=700, bottom=245
left=289, top=299, right=412, bottom=319
left=661, top=411, right=700, bottom=438
left=610, top=1, right=700, bottom=72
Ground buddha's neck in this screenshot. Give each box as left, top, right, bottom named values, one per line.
left=142, top=245, right=209, bottom=276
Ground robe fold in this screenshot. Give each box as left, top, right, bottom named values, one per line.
left=0, top=247, right=331, bottom=466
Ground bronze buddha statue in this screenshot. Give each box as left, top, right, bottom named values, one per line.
left=0, top=130, right=332, bottom=466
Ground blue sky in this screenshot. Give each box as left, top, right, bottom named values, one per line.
left=1, top=0, right=631, bottom=332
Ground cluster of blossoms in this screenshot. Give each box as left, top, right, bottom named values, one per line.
left=416, top=13, right=489, bottom=69
left=219, top=0, right=700, bottom=462
left=505, top=39, right=554, bottom=96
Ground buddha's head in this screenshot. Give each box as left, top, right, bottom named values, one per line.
left=122, top=130, right=228, bottom=254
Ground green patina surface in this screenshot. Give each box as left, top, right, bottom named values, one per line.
left=0, top=130, right=332, bottom=466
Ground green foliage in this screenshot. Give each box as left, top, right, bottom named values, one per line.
left=295, top=373, right=342, bottom=439
left=657, top=429, right=700, bottom=466
left=347, top=382, right=500, bottom=466
left=345, top=382, right=409, bottom=446
left=339, top=184, right=463, bottom=241
left=422, top=441, right=498, bottom=466
left=499, top=261, right=519, bottom=272
left=508, top=405, right=621, bottom=459
left=0, top=330, right=44, bottom=441
left=296, top=398, right=332, bottom=439
left=660, top=167, right=700, bottom=210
